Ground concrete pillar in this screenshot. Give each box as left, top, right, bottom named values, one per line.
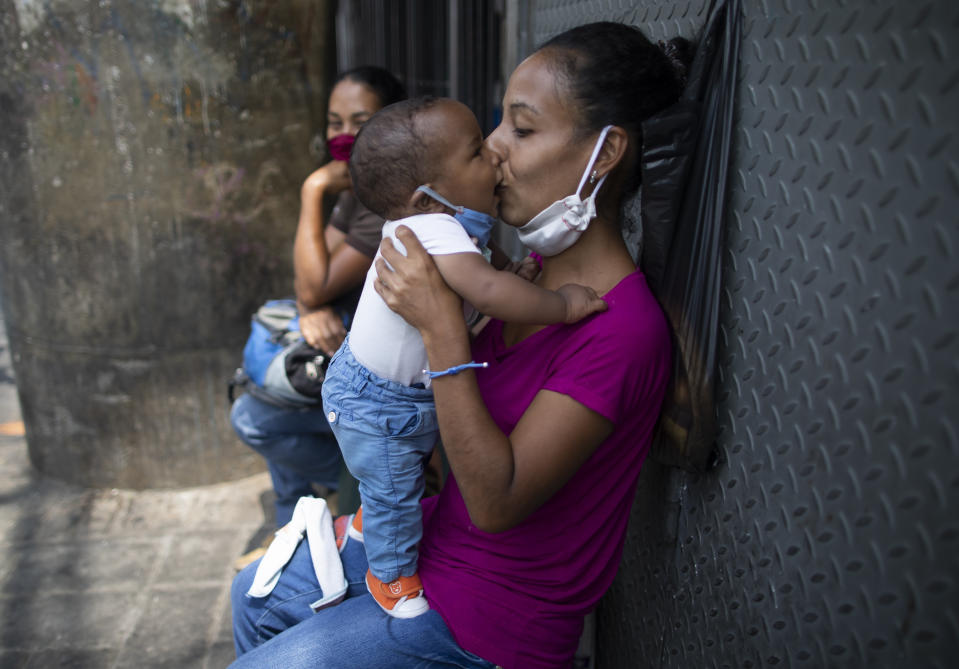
left=0, top=0, right=335, bottom=488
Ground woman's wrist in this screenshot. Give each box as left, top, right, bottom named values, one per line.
left=421, top=315, right=471, bottom=370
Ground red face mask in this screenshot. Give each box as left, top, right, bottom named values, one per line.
left=327, top=134, right=355, bottom=162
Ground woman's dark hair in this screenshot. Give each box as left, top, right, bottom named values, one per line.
left=538, top=22, right=692, bottom=197
left=335, top=66, right=407, bottom=108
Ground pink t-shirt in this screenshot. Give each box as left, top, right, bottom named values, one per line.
left=419, top=270, right=671, bottom=669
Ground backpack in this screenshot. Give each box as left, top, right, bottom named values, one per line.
left=228, top=299, right=331, bottom=408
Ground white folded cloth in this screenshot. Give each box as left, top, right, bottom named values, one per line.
left=246, top=496, right=348, bottom=611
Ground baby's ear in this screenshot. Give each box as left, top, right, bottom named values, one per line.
left=409, top=186, right=444, bottom=214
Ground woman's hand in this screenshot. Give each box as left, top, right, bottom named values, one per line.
left=374, top=226, right=464, bottom=339
left=298, top=307, right=346, bottom=356
left=301, top=161, right=351, bottom=201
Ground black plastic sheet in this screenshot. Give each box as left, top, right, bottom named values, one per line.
left=641, top=0, right=742, bottom=471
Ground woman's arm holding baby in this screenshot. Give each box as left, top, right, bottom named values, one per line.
left=375, top=227, right=613, bottom=532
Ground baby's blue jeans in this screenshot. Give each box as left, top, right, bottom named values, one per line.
left=321, top=336, right=438, bottom=582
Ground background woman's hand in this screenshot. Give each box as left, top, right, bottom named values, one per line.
left=301, top=161, right=351, bottom=201
left=374, top=226, right=463, bottom=337
left=298, top=307, right=346, bottom=356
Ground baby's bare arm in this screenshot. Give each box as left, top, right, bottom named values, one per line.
left=433, top=253, right=606, bottom=325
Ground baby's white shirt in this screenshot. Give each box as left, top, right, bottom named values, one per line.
left=348, top=213, right=481, bottom=387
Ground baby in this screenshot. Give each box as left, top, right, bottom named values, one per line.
left=321, top=96, right=606, bottom=618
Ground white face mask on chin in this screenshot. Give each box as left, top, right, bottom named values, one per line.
left=516, top=125, right=613, bottom=257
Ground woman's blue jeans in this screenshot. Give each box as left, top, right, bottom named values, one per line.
left=230, top=393, right=343, bottom=527
left=229, top=534, right=496, bottom=668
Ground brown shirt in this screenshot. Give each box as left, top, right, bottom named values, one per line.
left=328, top=190, right=385, bottom=259
left=325, top=190, right=385, bottom=320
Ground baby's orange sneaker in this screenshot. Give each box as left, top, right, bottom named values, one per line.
left=366, top=569, right=430, bottom=618
left=334, top=507, right=364, bottom=552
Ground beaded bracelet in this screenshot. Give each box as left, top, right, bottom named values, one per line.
left=423, top=361, right=489, bottom=379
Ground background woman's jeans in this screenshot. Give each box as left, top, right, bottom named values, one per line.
left=230, top=534, right=496, bottom=668
left=230, top=393, right=343, bottom=527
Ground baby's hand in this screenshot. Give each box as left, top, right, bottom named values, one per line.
left=511, top=256, right=540, bottom=282
left=557, top=284, right=608, bottom=323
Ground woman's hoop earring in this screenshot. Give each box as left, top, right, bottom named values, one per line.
left=590, top=170, right=597, bottom=185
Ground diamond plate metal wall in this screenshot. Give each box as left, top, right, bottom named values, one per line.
left=525, top=0, right=712, bottom=51
left=526, top=1, right=959, bottom=667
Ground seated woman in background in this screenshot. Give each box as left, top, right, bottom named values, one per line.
left=230, top=21, right=689, bottom=668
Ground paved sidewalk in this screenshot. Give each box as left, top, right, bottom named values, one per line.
left=0, top=310, right=275, bottom=668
